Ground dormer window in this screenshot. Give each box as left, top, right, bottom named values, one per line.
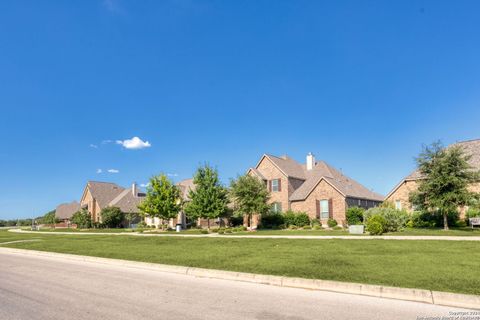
left=271, top=179, right=281, bottom=192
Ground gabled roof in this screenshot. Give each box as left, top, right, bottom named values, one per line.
left=248, top=168, right=266, bottom=180
left=177, top=178, right=195, bottom=201
left=386, top=138, right=480, bottom=199
left=289, top=160, right=384, bottom=201
left=108, top=188, right=145, bottom=214
left=55, top=201, right=81, bottom=220
left=258, top=154, right=306, bottom=180
left=84, top=181, right=125, bottom=209
left=256, top=154, right=384, bottom=202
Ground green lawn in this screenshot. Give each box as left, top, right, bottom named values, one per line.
left=1, top=230, right=479, bottom=295
left=228, top=227, right=480, bottom=236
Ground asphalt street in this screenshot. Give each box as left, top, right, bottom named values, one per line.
left=0, top=251, right=472, bottom=320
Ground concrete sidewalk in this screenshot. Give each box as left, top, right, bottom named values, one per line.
left=9, top=228, right=480, bottom=241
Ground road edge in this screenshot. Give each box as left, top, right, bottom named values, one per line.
left=0, top=247, right=478, bottom=310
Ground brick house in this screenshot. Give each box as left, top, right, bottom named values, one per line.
left=80, top=181, right=145, bottom=224
left=385, top=139, right=480, bottom=216
left=247, top=153, right=383, bottom=228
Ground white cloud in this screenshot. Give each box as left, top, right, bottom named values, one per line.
left=90, top=144, right=98, bottom=149
left=102, top=140, right=113, bottom=144
left=116, top=136, right=151, bottom=150
left=167, top=173, right=178, bottom=177
left=140, top=182, right=150, bottom=188
left=96, top=169, right=103, bottom=174
left=107, top=169, right=119, bottom=173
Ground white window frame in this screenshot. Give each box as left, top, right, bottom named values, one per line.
left=395, top=200, right=402, bottom=210
left=271, top=179, right=279, bottom=192
left=320, top=200, right=329, bottom=219
left=272, top=202, right=282, bottom=213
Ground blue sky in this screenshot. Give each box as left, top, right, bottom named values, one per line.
left=1, top=0, right=480, bottom=219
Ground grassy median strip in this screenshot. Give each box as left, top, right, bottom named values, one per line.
left=1, top=230, right=479, bottom=295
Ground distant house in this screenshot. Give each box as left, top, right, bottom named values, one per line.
left=144, top=178, right=193, bottom=229
left=144, top=178, right=227, bottom=229
left=80, top=181, right=145, bottom=224
left=55, top=201, right=81, bottom=223
left=385, top=139, right=480, bottom=216
left=247, top=153, right=384, bottom=228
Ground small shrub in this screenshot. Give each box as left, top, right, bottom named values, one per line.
left=288, top=225, right=298, bottom=230
left=283, top=211, right=297, bottom=227
left=366, top=215, right=387, bottom=235
left=310, top=219, right=321, bottom=226
left=302, top=225, right=312, bottom=230
left=239, top=226, right=247, bottom=231
left=313, top=225, right=322, bottom=230
left=332, top=225, right=343, bottom=230
left=136, top=221, right=147, bottom=228
left=455, top=220, right=467, bottom=228
left=278, top=224, right=287, bottom=230
left=229, top=215, right=244, bottom=227
left=260, top=213, right=284, bottom=229
left=364, top=207, right=408, bottom=232
left=327, top=218, right=338, bottom=228
left=295, top=212, right=310, bottom=227
left=200, top=230, right=209, bottom=234
left=210, top=228, right=219, bottom=233
left=225, top=229, right=232, bottom=234
left=346, top=207, right=365, bottom=225
left=405, top=220, right=414, bottom=228
left=218, top=230, right=225, bottom=234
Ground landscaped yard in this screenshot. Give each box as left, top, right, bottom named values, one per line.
left=1, top=229, right=479, bottom=295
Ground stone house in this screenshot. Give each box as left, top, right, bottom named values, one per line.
left=80, top=181, right=145, bottom=225
left=247, top=153, right=383, bottom=228
left=385, top=139, right=480, bottom=216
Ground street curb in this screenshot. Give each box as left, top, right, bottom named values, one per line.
left=0, top=247, right=478, bottom=310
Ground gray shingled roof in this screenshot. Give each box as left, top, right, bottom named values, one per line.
left=402, top=139, right=480, bottom=182
left=86, top=181, right=125, bottom=209
left=261, top=154, right=383, bottom=201
left=177, top=178, right=195, bottom=201
left=108, top=188, right=145, bottom=213
left=55, top=201, right=81, bottom=220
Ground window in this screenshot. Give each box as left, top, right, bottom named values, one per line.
left=272, top=202, right=282, bottom=213
left=320, top=200, right=329, bottom=219
left=271, top=179, right=280, bottom=192
left=395, top=200, right=402, bottom=210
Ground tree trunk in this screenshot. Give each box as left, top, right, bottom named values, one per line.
left=443, top=213, right=449, bottom=231
left=207, top=218, right=210, bottom=231
left=249, top=214, right=253, bottom=231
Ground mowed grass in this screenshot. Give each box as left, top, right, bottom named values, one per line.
left=229, top=227, right=480, bottom=236
left=1, top=230, right=479, bottom=295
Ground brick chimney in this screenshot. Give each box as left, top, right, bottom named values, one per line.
left=306, top=152, right=315, bottom=171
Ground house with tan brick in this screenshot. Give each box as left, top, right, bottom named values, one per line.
left=247, top=153, right=384, bottom=227
left=80, top=181, right=145, bottom=224
left=385, top=139, right=480, bottom=216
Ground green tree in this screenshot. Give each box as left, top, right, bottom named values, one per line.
left=410, top=142, right=480, bottom=230
left=229, top=174, right=270, bottom=229
left=138, top=174, right=181, bottom=229
left=100, top=207, right=125, bottom=228
left=40, top=210, right=58, bottom=225
left=125, top=212, right=140, bottom=228
left=71, top=209, right=92, bottom=229
left=185, top=164, right=228, bottom=230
